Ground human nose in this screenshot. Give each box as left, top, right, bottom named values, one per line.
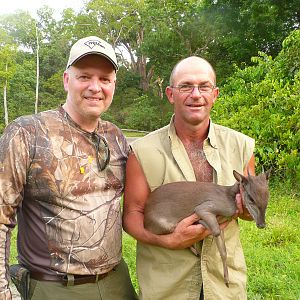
left=190, top=86, right=202, bottom=97
left=88, top=78, right=102, bottom=92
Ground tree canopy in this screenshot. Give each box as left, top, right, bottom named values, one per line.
left=0, top=0, right=299, bottom=183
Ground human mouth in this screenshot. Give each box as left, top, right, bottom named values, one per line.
left=186, top=102, right=204, bottom=108
left=84, top=96, right=103, bottom=102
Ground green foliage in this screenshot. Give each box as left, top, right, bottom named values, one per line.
left=240, top=183, right=300, bottom=299
left=0, top=38, right=17, bottom=85
left=121, top=94, right=171, bottom=131
left=212, top=30, right=300, bottom=184
left=122, top=233, right=138, bottom=291
left=0, top=2, right=299, bottom=184
left=0, top=12, right=37, bottom=50
left=200, top=0, right=300, bottom=81
left=5, top=59, right=36, bottom=122
left=38, top=72, right=66, bottom=112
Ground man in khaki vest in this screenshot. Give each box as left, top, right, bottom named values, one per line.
left=123, top=56, right=255, bottom=299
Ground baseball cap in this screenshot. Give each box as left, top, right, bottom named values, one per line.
left=66, top=36, right=118, bottom=70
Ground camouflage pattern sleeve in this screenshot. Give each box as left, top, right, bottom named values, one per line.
left=0, top=121, right=32, bottom=298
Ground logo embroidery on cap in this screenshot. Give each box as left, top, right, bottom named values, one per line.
left=84, top=40, right=106, bottom=50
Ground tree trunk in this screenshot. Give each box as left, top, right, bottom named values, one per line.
left=3, top=63, right=8, bottom=126
left=35, top=24, right=39, bottom=114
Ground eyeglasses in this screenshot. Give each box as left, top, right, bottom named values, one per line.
left=63, top=109, right=110, bottom=172
left=171, top=84, right=215, bottom=94
left=90, top=133, right=111, bottom=171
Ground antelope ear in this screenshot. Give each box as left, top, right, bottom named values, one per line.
left=233, top=170, right=247, bottom=183
left=264, top=167, right=272, bottom=180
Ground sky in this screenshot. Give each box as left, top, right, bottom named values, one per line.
left=0, top=0, right=85, bottom=18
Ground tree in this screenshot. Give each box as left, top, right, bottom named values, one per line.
left=6, top=59, right=36, bottom=123
left=0, top=11, right=43, bottom=112
left=199, top=0, right=300, bottom=81
left=0, top=11, right=37, bottom=50
left=86, top=0, right=157, bottom=91
left=0, top=30, right=17, bottom=126
left=212, top=30, right=300, bottom=183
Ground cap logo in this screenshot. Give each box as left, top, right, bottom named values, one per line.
left=84, top=40, right=106, bottom=50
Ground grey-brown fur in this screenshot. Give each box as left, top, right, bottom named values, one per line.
left=144, top=169, right=271, bottom=287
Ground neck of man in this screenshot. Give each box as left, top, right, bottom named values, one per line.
left=174, top=117, right=210, bottom=145
left=62, top=103, right=99, bottom=133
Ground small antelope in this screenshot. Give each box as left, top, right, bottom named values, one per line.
left=144, top=169, right=271, bottom=287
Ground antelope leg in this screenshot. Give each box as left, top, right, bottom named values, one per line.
left=215, top=230, right=229, bottom=287
left=194, top=208, right=230, bottom=287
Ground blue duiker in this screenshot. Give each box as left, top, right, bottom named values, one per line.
left=144, top=169, right=271, bottom=287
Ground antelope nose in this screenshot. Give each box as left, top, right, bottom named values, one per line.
left=256, top=223, right=266, bottom=229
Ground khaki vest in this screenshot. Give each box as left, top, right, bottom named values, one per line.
left=131, top=118, right=255, bottom=300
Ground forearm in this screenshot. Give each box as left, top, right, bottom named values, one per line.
left=0, top=290, right=12, bottom=300
left=0, top=224, right=12, bottom=299
left=123, top=210, right=212, bottom=250
left=123, top=211, right=173, bottom=249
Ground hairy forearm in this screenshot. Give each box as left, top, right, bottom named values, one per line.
left=123, top=211, right=173, bottom=248
left=0, top=289, right=12, bottom=300
left=123, top=210, right=211, bottom=250
left=0, top=224, right=12, bottom=298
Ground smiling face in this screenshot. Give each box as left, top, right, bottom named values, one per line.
left=63, top=54, right=116, bottom=131
left=166, top=57, right=219, bottom=128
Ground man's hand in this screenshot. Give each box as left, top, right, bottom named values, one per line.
left=234, top=191, right=243, bottom=217
left=234, top=187, right=253, bottom=221
left=163, top=213, right=231, bottom=249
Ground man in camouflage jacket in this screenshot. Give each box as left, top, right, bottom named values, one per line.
left=0, top=36, right=137, bottom=300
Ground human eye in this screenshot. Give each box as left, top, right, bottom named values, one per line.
left=99, top=75, right=115, bottom=85
left=77, top=74, right=90, bottom=82
left=100, top=78, right=111, bottom=85
left=199, top=84, right=214, bottom=93
left=179, top=85, right=193, bottom=93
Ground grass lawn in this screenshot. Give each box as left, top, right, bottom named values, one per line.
left=9, top=182, right=300, bottom=299
left=240, top=182, right=300, bottom=299
left=122, top=129, right=148, bottom=137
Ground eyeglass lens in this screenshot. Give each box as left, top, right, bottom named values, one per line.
left=91, top=133, right=110, bottom=171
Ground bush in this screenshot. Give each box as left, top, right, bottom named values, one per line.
left=212, top=30, right=300, bottom=185
left=123, top=94, right=172, bottom=131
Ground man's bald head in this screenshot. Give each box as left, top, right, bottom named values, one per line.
left=169, top=56, right=216, bottom=86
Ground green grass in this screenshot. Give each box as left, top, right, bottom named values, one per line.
left=240, top=183, right=300, bottom=299
left=122, top=130, right=147, bottom=137
left=9, top=229, right=18, bottom=265
left=122, top=233, right=138, bottom=290
left=9, top=182, right=300, bottom=299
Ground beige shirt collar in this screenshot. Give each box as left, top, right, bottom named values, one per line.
left=167, top=115, right=218, bottom=148
left=167, top=115, right=220, bottom=182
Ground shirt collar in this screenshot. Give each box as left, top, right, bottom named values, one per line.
left=207, top=120, right=218, bottom=149
left=168, top=114, right=218, bottom=149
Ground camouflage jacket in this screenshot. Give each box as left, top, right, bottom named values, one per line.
left=0, top=107, right=130, bottom=297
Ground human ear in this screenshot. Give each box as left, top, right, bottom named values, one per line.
left=212, top=87, right=219, bottom=104
left=63, top=71, right=69, bottom=92
left=165, top=86, right=174, bottom=104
